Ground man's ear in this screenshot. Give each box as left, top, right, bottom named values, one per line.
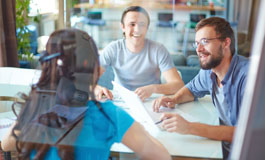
left=120, top=22, right=125, bottom=32
left=224, top=37, right=231, bottom=49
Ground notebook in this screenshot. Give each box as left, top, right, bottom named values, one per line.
left=112, top=81, right=160, bottom=134
left=112, top=81, right=198, bottom=127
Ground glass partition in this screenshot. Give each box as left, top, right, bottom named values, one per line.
left=0, top=0, right=257, bottom=159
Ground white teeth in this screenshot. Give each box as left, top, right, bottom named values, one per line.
left=133, top=34, right=141, bottom=37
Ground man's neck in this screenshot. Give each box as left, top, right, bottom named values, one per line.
left=126, top=39, right=145, bottom=53
left=212, top=54, right=233, bottom=87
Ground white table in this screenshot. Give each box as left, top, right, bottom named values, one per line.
left=111, top=94, right=223, bottom=159
left=0, top=84, right=31, bottom=141
left=0, top=67, right=40, bottom=85
left=0, top=84, right=223, bottom=159
left=0, top=67, right=40, bottom=113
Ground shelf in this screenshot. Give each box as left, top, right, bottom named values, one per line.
left=74, top=2, right=225, bottom=12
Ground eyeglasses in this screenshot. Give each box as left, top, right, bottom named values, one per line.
left=193, top=37, right=223, bottom=49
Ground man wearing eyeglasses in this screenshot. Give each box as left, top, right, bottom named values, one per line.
left=152, top=17, right=249, bottom=158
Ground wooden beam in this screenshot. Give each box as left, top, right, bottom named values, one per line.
left=58, top=0, right=64, bottom=29
left=66, top=0, right=72, bottom=28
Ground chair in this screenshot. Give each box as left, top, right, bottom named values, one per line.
left=0, top=149, right=12, bottom=160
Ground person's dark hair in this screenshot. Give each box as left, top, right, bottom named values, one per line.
left=195, top=17, right=235, bottom=55
left=12, top=29, right=100, bottom=160
left=121, top=6, right=150, bottom=26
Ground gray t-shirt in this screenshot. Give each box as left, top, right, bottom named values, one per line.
left=213, top=82, right=232, bottom=126
left=213, top=82, right=231, bottom=158
left=99, top=39, right=175, bottom=91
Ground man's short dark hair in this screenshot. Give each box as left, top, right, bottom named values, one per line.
left=121, top=6, right=150, bottom=26
left=195, top=17, right=235, bottom=55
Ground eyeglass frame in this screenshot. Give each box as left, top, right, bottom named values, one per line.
left=193, top=37, right=225, bottom=49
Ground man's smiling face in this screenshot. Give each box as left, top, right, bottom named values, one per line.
left=195, top=26, right=225, bottom=70
left=121, top=11, right=149, bottom=47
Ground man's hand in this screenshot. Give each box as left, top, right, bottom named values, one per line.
left=94, top=85, right=113, bottom=100
left=135, top=85, right=155, bottom=101
left=152, top=96, right=176, bottom=112
left=160, top=113, right=190, bottom=134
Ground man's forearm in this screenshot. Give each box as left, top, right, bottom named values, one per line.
left=153, top=80, right=184, bottom=95
left=172, top=87, right=195, bottom=104
left=188, top=122, right=235, bottom=143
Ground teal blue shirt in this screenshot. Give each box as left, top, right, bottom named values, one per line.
left=31, top=100, right=134, bottom=160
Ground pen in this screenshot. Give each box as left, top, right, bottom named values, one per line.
left=155, top=119, right=164, bottom=125
left=155, top=117, right=169, bottom=125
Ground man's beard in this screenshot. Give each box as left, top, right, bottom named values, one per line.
left=199, top=46, right=224, bottom=70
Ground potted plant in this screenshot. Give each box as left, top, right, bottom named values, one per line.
left=16, top=0, right=40, bottom=68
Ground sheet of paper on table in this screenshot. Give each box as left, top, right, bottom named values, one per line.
left=112, top=81, right=160, bottom=135
left=111, top=81, right=199, bottom=136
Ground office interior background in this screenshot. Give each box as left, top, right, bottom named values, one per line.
left=3, top=0, right=256, bottom=84
left=9, top=0, right=256, bottom=63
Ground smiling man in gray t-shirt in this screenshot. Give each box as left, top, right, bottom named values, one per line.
left=100, top=39, right=175, bottom=91
left=95, top=6, right=183, bottom=101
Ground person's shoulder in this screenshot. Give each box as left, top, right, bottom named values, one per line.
left=237, top=54, right=249, bottom=62
left=99, top=100, right=121, bottom=112
left=86, top=101, right=118, bottom=115
left=230, top=55, right=249, bottom=79
left=102, top=39, right=125, bottom=55
left=236, top=55, right=249, bottom=69
left=189, top=69, right=212, bottom=84
left=145, top=39, right=170, bottom=56
left=100, top=100, right=115, bottom=107
left=146, top=38, right=164, bottom=48
left=99, top=101, right=134, bottom=122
